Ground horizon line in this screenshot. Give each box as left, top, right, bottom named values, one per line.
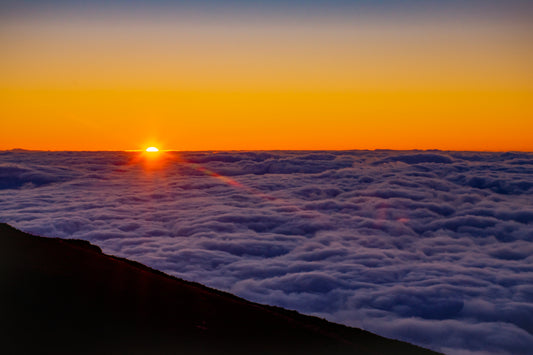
left=3, top=148, right=533, bottom=154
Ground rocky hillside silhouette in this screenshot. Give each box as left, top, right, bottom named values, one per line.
left=0, top=223, right=440, bottom=354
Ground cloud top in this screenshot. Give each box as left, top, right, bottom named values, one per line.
left=1, top=150, right=532, bottom=354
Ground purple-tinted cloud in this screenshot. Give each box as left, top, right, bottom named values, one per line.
left=1, top=150, right=532, bottom=354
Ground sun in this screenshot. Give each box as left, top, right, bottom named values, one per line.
left=146, top=147, right=159, bottom=152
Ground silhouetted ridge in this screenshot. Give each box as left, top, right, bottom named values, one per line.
left=0, top=223, right=440, bottom=355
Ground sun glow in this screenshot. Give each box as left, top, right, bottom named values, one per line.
left=135, top=146, right=167, bottom=171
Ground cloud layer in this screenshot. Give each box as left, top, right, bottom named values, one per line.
left=1, top=150, right=532, bottom=354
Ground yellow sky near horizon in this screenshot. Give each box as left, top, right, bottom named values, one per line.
left=1, top=13, right=532, bottom=151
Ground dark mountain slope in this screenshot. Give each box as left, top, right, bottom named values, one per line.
left=0, top=223, right=440, bottom=355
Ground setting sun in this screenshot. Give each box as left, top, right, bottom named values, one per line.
left=146, top=147, right=159, bottom=152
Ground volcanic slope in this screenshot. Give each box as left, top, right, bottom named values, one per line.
left=0, top=223, right=439, bottom=355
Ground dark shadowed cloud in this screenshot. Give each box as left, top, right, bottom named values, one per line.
left=1, top=150, right=532, bottom=354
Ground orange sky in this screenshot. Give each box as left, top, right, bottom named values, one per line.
left=1, top=11, right=532, bottom=151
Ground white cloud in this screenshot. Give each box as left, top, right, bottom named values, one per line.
left=1, top=150, right=532, bottom=354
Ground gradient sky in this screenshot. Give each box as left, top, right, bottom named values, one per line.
left=1, top=0, right=532, bottom=151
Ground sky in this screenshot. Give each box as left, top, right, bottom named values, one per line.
left=1, top=0, right=532, bottom=151
left=1, top=149, right=532, bottom=354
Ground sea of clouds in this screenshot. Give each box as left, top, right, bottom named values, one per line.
left=1, top=150, right=532, bottom=354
